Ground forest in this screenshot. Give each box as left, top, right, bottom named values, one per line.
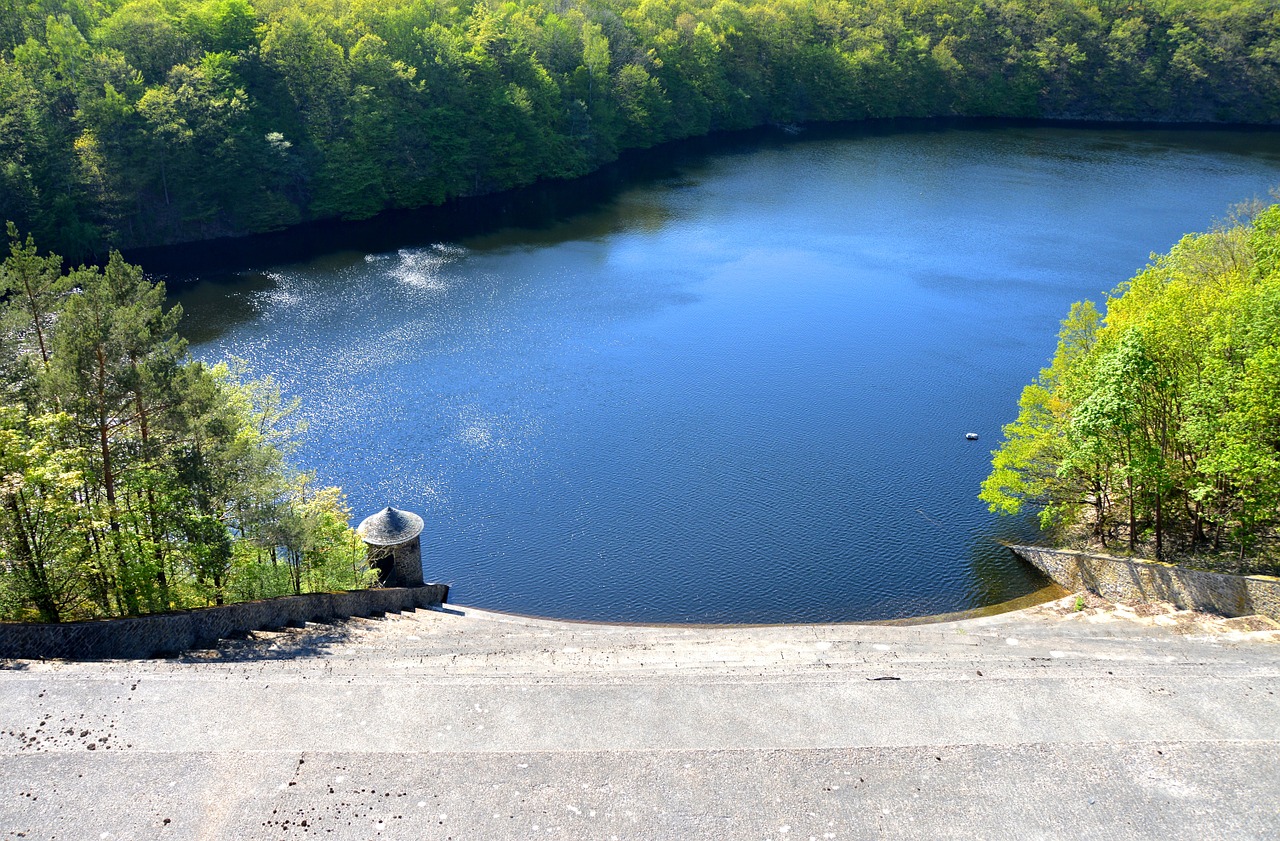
left=981, top=201, right=1280, bottom=573
left=0, top=227, right=371, bottom=622
left=1, top=0, right=1279, bottom=259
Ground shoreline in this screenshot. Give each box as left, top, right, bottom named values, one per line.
left=410, top=581, right=1071, bottom=631
left=135, top=115, right=1280, bottom=281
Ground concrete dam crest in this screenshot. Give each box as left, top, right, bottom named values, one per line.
left=1, top=597, right=1278, bottom=838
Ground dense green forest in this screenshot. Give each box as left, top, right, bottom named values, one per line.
left=0, top=228, right=371, bottom=622
left=981, top=202, right=1280, bottom=573
left=2, top=0, right=1279, bottom=258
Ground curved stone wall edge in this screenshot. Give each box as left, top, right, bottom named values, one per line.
left=1009, top=545, right=1279, bottom=621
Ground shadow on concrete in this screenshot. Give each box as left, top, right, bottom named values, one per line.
left=177, top=619, right=365, bottom=663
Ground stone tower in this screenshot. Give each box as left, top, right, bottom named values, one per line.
left=355, top=507, right=425, bottom=587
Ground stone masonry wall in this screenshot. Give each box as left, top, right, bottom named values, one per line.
left=1010, top=545, right=1280, bottom=621
left=0, top=584, right=449, bottom=661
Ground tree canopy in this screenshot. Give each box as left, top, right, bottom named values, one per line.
left=2, top=0, right=1279, bottom=258
left=0, top=226, right=372, bottom=622
left=981, top=202, right=1280, bottom=572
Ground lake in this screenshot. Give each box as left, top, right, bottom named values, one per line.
left=172, top=122, right=1280, bottom=623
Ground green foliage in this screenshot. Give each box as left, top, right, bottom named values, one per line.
left=983, top=204, right=1280, bottom=570
left=0, top=229, right=372, bottom=621
left=1, top=0, right=1279, bottom=255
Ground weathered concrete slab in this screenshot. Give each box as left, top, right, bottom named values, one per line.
left=3, top=742, right=1278, bottom=840
left=1, top=669, right=1276, bottom=754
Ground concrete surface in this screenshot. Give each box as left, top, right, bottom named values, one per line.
left=1, top=596, right=1277, bottom=839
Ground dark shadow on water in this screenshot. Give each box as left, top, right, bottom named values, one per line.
left=965, top=516, right=1053, bottom=606
left=137, top=116, right=1280, bottom=287
left=844, top=513, right=1050, bottom=624
left=169, top=270, right=280, bottom=345
left=139, top=123, right=798, bottom=283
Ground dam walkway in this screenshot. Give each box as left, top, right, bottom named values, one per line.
left=1, top=596, right=1277, bottom=839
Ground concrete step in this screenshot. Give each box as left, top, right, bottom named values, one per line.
left=5, top=741, right=1278, bottom=841
left=2, top=660, right=1276, bottom=756
left=17, top=601, right=1273, bottom=683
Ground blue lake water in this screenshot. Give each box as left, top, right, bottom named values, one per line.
left=173, top=123, right=1280, bottom=622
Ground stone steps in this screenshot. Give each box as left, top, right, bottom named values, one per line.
left=7, top=603, right=1275, bottom=689
left=17, top=598, right=1273, bottom=687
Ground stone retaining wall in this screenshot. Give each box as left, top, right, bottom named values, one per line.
left=1010, top=545, right=1280, bottom=621
left=0, top=584, right=449, bottom=661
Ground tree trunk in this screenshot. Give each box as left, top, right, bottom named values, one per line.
left=6, top=494, right=60, bottom=623
left=131, top=363, right=170, bottom=609
left=1154, top=488, right=1163, bottom=561
left=96, top=346, right=138, bottom=615
left=20, top=275, right=50, bottom=366
left=1092, top=478, right=1106, bottom=546
left=1127, top=477, right=1136, bottom=553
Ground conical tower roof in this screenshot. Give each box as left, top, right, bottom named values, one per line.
left=356, top=506, right=424, bottom=546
